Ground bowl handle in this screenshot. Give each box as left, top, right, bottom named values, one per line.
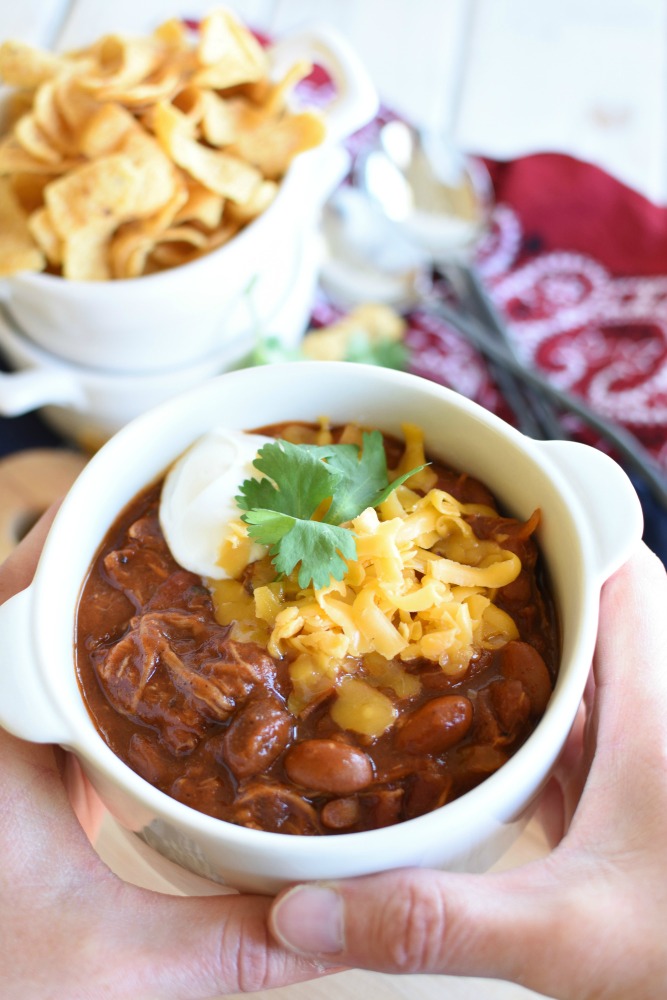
left=269, top=23, right=379, bottom=144
left=0, top=586, right=70, bottom=745
left=0, top=368, right=85, bottom=416
left=538, top=440, right=644, bottom=580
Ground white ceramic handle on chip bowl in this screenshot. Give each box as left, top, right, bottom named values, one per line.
left=540, top=439, right=644, bottom=580
left=0, top=369, right=85, bottom=416
left=0, top=587, right=70, bottom=745
left=270, top=24, right=379, bottom=144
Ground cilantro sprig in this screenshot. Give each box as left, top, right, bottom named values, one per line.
left=236, top=432, right=424, bottom=589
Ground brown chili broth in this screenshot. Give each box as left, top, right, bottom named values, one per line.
left=75, top=423, right=560, bottom=835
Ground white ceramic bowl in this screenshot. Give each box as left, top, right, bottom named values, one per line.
left=0, top=24, right=377, bottom=375
left=0, top=363, right=643, bottom=893
left=0, top=228, right=321, bottom=450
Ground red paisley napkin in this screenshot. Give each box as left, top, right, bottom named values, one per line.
left=410, top=153, right=667, bottom=469
left=222, top=35, right=667, bottom=488
left=307, top=94, right=667, bottom=558
left=405, top=153, right=667, bottom=562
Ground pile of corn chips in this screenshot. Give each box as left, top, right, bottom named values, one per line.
left=0, top=9, right=325, bottom=280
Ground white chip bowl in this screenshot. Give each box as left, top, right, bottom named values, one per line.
left=0, top=24, right=377, bottom=375
left=0, top=227, right=322, bottom=450
left=0, top=363, right=643, bottom=893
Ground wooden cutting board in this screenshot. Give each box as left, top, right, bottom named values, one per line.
left=0, top=448, right=88, bottom=562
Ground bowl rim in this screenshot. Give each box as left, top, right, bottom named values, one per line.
left=5, top=149, right=314, bottom=294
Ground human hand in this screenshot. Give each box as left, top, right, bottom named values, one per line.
left=0, top=511, right=323, bottom=1000
left=269, top=542, right=667, bottom=1000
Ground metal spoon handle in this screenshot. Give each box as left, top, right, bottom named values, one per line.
left=459, top=265, right=566, bottom=441
left=442, top=264, right=551, bottom=439
left=428, top=297, right=667, bottom=509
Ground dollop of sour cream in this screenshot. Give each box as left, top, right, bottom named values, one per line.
left=159, top=427, right=272, bottom=580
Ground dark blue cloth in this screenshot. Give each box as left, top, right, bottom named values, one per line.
left=0, top=411, right=62, bottom=458
left=629, top=475, right=667, bottom=566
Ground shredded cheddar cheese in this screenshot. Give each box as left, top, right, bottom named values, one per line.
left=209, top=425, right=524, bottom=731
left=261, top=486, right=520, bottom=667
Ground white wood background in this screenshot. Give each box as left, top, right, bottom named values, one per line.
left=3, top=0, right=666, bottom=201
left=2, top=2, right=659, bottom=997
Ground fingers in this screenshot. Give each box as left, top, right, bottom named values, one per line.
left=38, top=882, right=327, bottom=999
left=588, top=543, right=667, bottom=767
left=137, top=891, right=329, bottom=997
left=0, top=728, right=101, bottom=884
left=0, top=502, right=106, bottom=847
left=533, top=543, right=667, bottom=855
left=0, top=503, right=58, bottom=603
left=3, top=726, right=324, bottom=997
left=61, top=752, right=107, bottom=843
left=540, top=697, right=589, bottom=843
left=3, top=846, right=325, bottom=998
left=269, top=865, right=592, bottom=996
left=594, top=542, right=667, bottom=693
left=534, top=774, right=567, bottom=847
left=551, top=541, right=667, bottom=858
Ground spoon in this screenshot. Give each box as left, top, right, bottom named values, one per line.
left=357, top=119, right=492, bottom=261
left=354, top=120, right=564, bottom=440
left=318, top=124, right=667, bottom=508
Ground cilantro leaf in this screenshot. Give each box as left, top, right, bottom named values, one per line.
left=312, top=431, right=398, bottom=524
left=343, top=330, right=411, bottom=370
left=307, top=431, right=425, bottom=522
left=243, top=334, right=302, bottom=368
left=235, top=434, right=426, bottom=589
left=243, top=509, right=356, bottom=590
left=236, top=508, right=295, bottom=546
left=236, top=439, right=336, bottom=520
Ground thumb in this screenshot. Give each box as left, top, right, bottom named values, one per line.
left=269, top=863, right=600, bottom=997
left=86, top=883, right=331, bottom=999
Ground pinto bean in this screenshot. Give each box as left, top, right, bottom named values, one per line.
left=321, top=797, right=361, bottom=830
left=222, top=696, right=293, bottom=779
left=284, top=739, right=373, bottom=794
left=395, top=695, right=473, bottom=755
left=490, top=678, right=531, bottom=737
left=499, top=640, right=552, bottom=715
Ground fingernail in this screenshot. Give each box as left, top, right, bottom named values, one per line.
left=271, top=884, right=344, bottom=956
